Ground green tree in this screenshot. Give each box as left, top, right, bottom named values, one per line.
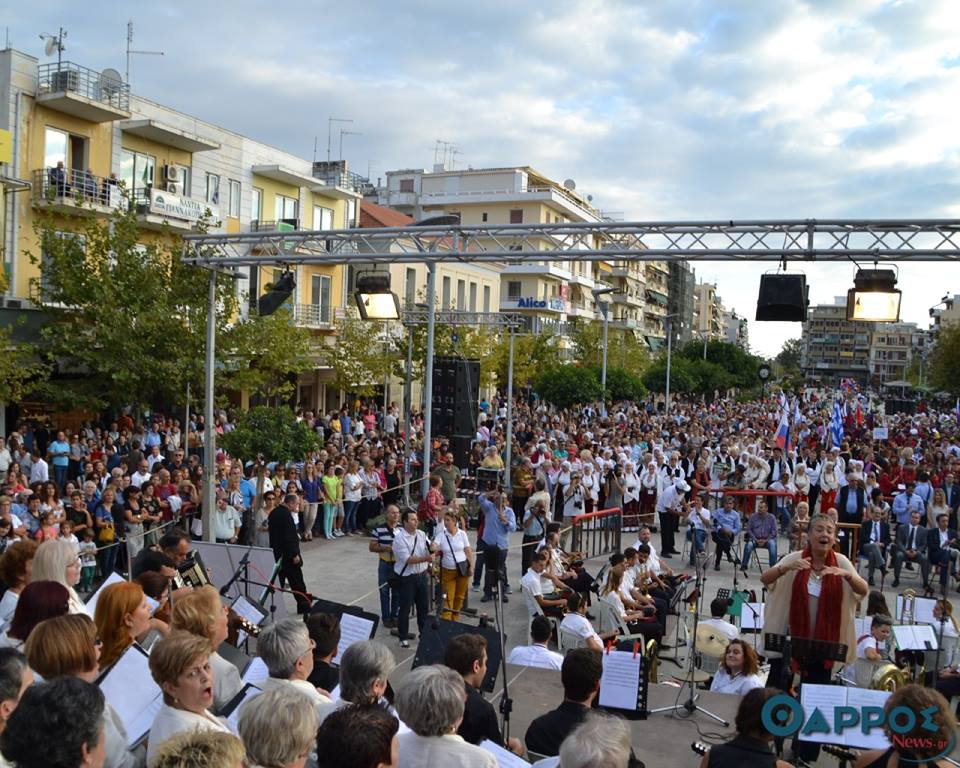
left=319, top=310, right=398, bottom=397
left=642, top=356, right=697, bottom=393
left=583, top=364, right=646, bottom=401
left=534, top=365, right=602, bottom=408
left=689, top=359, right=733, bottom=396
left=219, top=405, right=320, bottom=542
left=928, top=324, right=960, bottom=394
left=677, top=339, right=761, bottom=389
left=775, top=338, right=802, bottom=372
left=489, top=332, right=558, bottom=389
left=570, top=320, right=650, bottom=374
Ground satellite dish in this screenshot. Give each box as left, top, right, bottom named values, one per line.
left=563, top=178, right=576, bottom=191
left=587, top=194, right=593, bottom=202
left=44, top=38, right=59, bottom=57
left=100, top=68, right=123, bottom=94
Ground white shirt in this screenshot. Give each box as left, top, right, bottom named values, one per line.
left=432, top=527, right=470, bottom=571
left=560, top=612, right=602, bottom=647
left=688, top=505, right=711, bottom=531
left=130, top=470, right=151, bottom=489
left=521, top=568, right=545, bottom=601
left=392, top=529, right=430, bottom=576
left=146, top=705, right=230, bottom=766
left=344, top=473, right=362, bottom=502
left=258, top=676, right=334, bottom=720
left=397, top=732, right=496, bottom=768
left=633, top=538, right=663, bottom=574
left=507, top=643, right=564, bottom=671
left=709, top=668, right=763, bottom=696
left=29, top=458, right=48, bottom=484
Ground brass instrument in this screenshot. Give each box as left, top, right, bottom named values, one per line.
left=900, top=588, right=916, bottom=624
left=646, top=638, right=659, bottom=684
left=870, top=661, right=908, bottom=691
left=893, top=589, right=923, bottom=684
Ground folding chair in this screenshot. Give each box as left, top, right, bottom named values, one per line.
left=558, top=626, right=588, bottom=653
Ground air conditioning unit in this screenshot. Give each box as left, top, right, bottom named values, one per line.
left=165, top=182, right=182, bottom=195
left=163, top=165, right=181, bottom=183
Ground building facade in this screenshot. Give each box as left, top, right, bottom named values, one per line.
left=668, top=261, right=696, bottom=346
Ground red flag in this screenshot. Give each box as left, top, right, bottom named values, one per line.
left=856, top=402, right=863, bottom=427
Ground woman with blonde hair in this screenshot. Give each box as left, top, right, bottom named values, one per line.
left=170, top=585, right=241, bottom=711
left=146, top=631, right=230, bottom=766
left=31, top=538, right=85, bottom=614
left=927, top=486, right=951, bottom=529
left=94, top=581, right=153, bottom=669
left=152, top=731, right=244, bottom=768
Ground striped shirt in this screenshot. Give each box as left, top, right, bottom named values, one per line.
left=370, top=523, right=398, bottom=563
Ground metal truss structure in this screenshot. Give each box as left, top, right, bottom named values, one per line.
left=182, top=219, right=960, bottom=266
left=401, top=310, right=521, bottom=328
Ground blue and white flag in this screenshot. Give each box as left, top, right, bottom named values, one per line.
left=830, top=399, right=845, bottom=447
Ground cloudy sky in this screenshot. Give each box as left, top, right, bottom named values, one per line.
left=8, top=0, right=960, bottom=355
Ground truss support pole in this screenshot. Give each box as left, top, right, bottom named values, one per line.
left=504, top=323, right=515, bottom=491
left=421, top=263, right=437, bottom=500
left=202, top=269, right=216, bottom=542
left=403, top=325, right=414, bottom=508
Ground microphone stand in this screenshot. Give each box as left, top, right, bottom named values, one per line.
left=491, top=556, right=513, bottom=741
left=650, top=553, right=729, bottom=726
left=219, top=552, right=250, bottom=597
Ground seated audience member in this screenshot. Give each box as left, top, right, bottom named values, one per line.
left=0, top=648, right=32, bottom=758
left=334, top=640, right=396, bottom=713
left=256, top=617, right=333, bottom=718
left=237, top=687, right=319, bottom=768
left=306, top=612, right=341, bottom=692
left=394, top=665, right=496, bottom=768
left=709, top=639, right=764, bottom=696
left=699, top=687, right=792, bottom=768
left=31, top=538, right=86, bottom=614
left=853, top=685, right=957, bottom=768
left=558, top=592, right=605, bottom=652
left=315, top=704, right=399, bottom=768
left=151, top=731, right=245, bottom=768
left=558, top=712, right=632, bottom=768
left=699, top=597, right=740, bottom=643
left=1, top=677, right=106, bottom=768
left=95, top=581, right=154, bottom=669
left=521, top=550, right=568, bottom=618
left=444, top=633, right=523, bottom=756
left=25, top=613, right=143, bottom=768
left=0, top=580, right=69, bottom=649
left=507, top=615, right=564, bottom=670
left=0, top=540, right=38, bottom=631
left=146, top=631, right=231, bottom=766
left=170, top=585, right=242, bottom=712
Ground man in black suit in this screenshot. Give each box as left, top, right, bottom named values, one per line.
left=837, top=476, right=866, bottom=526
left=927, top=512, right=960, bottom=593
left=268, top=492, right=312, bottom=614
left=892, top=510, right=930, bottom=589
left=941, top=472, right=960, bottom=517
left=859, top=506, right=890, bottom=586
left=525, top=647, right=644, bottom=767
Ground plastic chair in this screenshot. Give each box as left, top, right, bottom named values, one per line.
left=559, top=626, right=588, bottom=653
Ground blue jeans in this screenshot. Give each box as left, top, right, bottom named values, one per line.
left=687, top=527, right=707, bottom=564
left=343, top=500, right=359, bottom=533
left=377, top=559, right=400, bottom=621
left=53, top=464, right=68, bottom=491
left=742, top=538, right=778, bottom=571
left=98, top=542, right=118, bottom=582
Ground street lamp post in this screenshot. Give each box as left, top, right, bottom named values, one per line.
left=664, top=313, right=681, bottom=417
left=591, top=285, right=616, bottom=417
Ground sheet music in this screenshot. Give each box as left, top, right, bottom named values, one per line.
left=479, top=739, right=531, bottom=768
left=241, top=656, right=269, bottom=687
left=740, top=602, right=765, bottom=630
left=84, top=571, right=125, bottom=617
left=893, top=624, right=938, bottom=651
left=97, top=646, right=163, bottom=748
left=598, top=650, right=641, bottom=711
left=800, top=684, right=891, bottom=749
left=335, top=613, right=375, bottom=665
left=222, top=684, right=262, bottom=734
left=230, top=595, right=266, bottom=627
left=854, top=617, right=871, bottom=638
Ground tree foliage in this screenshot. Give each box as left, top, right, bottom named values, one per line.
left=489, top=331, right=558, bottom=389
left=676, top=339, right=761, bottom=389
left=582, top=364, right=646, bottom=401
left=534, top=365, right=602, bottom=408
left=775, top=338, right=802, bottom=372
left=319, top=310, right=398, bottom=397
left=29, top=200, right=314, bottom=411
left=928, top=324, right=960, bottom=395
left=569, top=320, right=650, bottom=374
left=219, top=405, right=320, bottom=464
left=642, top=357, right=697, bottom=393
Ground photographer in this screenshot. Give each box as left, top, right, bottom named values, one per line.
left=479, top=489, right=516, bottom=604
left=562, top=472, right=585, bottom=542
left=521, top=497, right=548, bottom=578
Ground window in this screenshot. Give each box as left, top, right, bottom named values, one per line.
left=483, top=285, right=491, bottom=313
left=442, top=276, right=451, bottom=309
left=44, top=128, right=67, bottom=168
left=405, top=268, right=416, bottom=308
left=482, top=212, right=488, bottom=222
left=205, top=173, right=220, bottom=205
left=313, top=205, right=333, bottom=230
left=251, top=187, right=263, bottom=225
left=119, top=149, right=156, bottom=192
left=507, top=281, right=522, bottom=299
left=346, top=199, right=356, bottom=227
left=310, top=274, right=332, bottom=323
left=274, top=194, right=298, bottom=223
left=399, top=178, right=415, bottom=193
left=457, top=279, right=466, bottom=310
left=227, top=179, right=241, bottom=218
left=469, top=282, right=477, bottom=312
left=509, top=209, right=523, bottom=223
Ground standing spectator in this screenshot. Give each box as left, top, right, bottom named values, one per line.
left=359, top=459, right=383, bottom=532
left=369, top=504, right=401, bottom=629
left=343, top=460, right=362, bottom=536
left=321, top=462, right=340, bottom=539
left=94, top=486, right=122, bottom=580
left=479, top=491, right=516, bottom=604
left=211, top=493, right=241, bottom=544
left=268, top=494, right=311, bottom=615
left=433, top=453, right=462, bottom=504
left=391, top=510, right=436, bottom=648
left=432, top=509, right=474, bottom=621
left=47, top=431, right=70, bottom=492
left=301, top=462, right=320, bottom=541
left=27, top=449, right=48, bottom=485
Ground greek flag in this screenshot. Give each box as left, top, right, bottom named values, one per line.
left=793, top=397, right=803, bottom=425
left=830, top=399, right=845, bottom=447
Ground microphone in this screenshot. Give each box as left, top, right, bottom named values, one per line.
left=219, top=552, right=250, bottom=596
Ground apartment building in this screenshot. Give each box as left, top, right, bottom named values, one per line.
left=0, top=48, right=361, bottom=412
left=668, top=262, right=696, bottom=346
left=693, top=282, right=725, bottom=341
left=643, top=261, right=670, bottom=350
left=722, top=308, right=749, bottom=350
left=869, top=322, right=929, bottom=384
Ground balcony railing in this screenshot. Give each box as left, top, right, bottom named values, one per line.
left=293, top=303, right=332, bottom=327
left=251, top=219, right=300, bottom=232
left=313, top=169, right=369, bottom=194
left=33, top=168, right=124, bottom=209
left=37, top=62, right=130, bottom=112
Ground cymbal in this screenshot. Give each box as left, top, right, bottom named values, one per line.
left=672, top=669, right=711, bottom=683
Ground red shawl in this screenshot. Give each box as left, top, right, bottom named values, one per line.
left=788, top=545, right=843, bottom=671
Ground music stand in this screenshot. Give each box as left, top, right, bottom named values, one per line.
left=764, top=632, right=848, bottom=689
left=412, top=617, right=503, bottom=693
left=308, top=598, right=380, bottom=666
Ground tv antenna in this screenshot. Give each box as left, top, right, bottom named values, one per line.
left=39, top=28, right=67, bottom=68
left=126, top=20, right=164, bottom=84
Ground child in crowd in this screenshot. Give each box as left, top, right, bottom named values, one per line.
left=60, top=519, right=79, bottom=553
left=78, top=528, right=98, bottom=592
left=35, top=510, right=59, bottom=542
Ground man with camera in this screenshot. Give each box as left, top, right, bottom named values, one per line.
left=521, top=497, right=548, bottom=578
left=479, top=489, right=516, bottom=603
left=562, top=471, right=585, bottom=540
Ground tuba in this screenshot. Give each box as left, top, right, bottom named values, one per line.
left=870, top=662, right=908, bottom=691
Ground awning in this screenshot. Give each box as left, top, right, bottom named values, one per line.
left=646, top=289, right=669, bottom=307
left=646, top=335, right=665, bottom=352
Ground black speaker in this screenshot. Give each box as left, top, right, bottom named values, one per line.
left=884, top=398, right=916, bottom=416
left=431, top=357, right=479, bottom=439
left=412, top=618, right=503, bottom=693
left=755, top=274, right=808, bottom=322
left=450, top=434, right=473, bottom=470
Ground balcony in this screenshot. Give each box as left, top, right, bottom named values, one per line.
left=132, top=187, right=220, bottom=231
left=36, top=62, right=130, bottom=122
left=32, top=168, right=124, bottom=216
left=293, top=303, right=333, bottom=328
left=610, top=317, right=639, bottom=330
left=251, top=219, right=300, bottom=232
left=566, top=300, right=595, bottom=319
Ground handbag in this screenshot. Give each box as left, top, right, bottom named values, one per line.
left=97, top=521, right=115, bottom=544
left=445, top=531, right=470, bottom=577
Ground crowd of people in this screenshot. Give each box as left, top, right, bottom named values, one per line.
left=0, top=387, right=957, bottom=766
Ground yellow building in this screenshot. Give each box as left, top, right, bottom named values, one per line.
left=0, top=48, right=361, bottom=412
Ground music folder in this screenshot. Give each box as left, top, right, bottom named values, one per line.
left=308, top=598, right=379, bottom=666
left=96, top=644, right=163, bottom=748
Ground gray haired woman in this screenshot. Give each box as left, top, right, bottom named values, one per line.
left=395, top=665, right=496, bottom=768
left=238, top=687, right=319, bottom=768
left=257, top=618, right=333, bottom=719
